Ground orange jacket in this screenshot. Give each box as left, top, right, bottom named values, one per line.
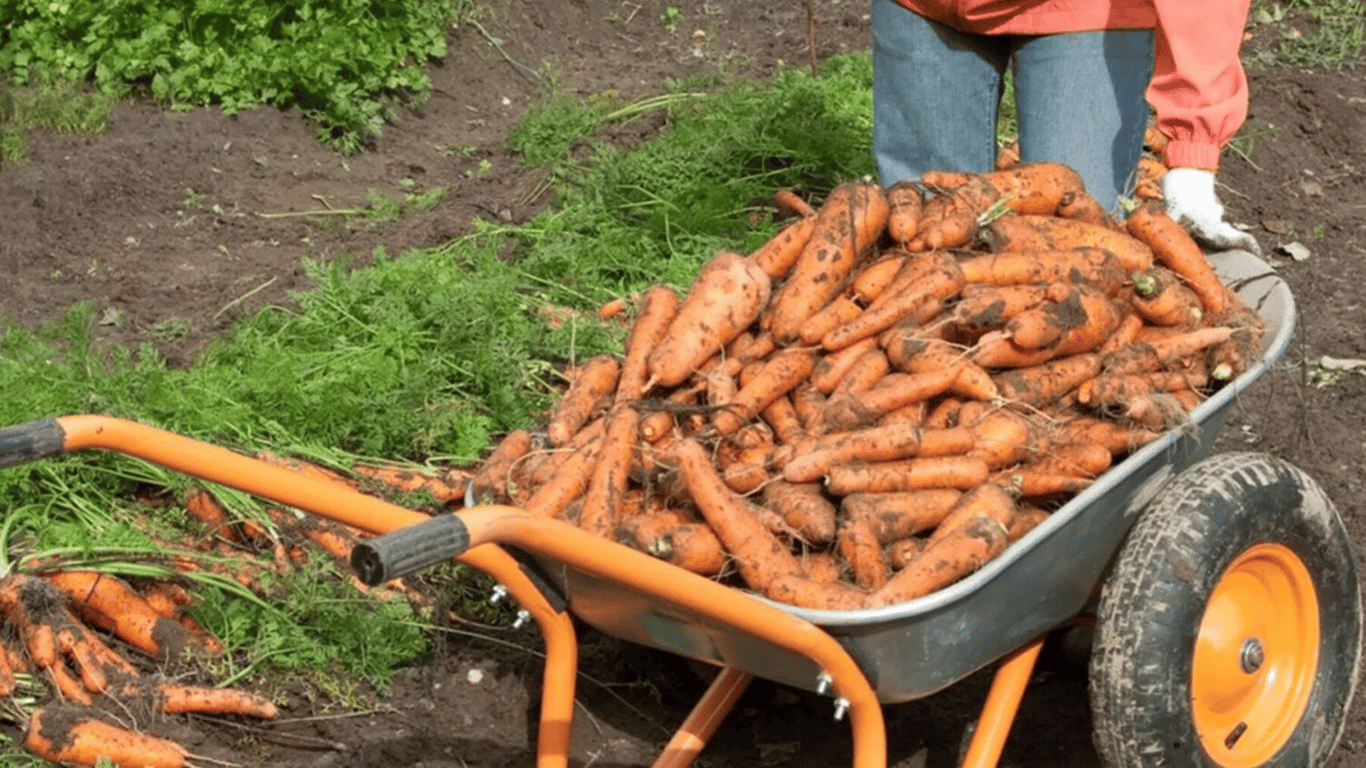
left=893, top=0, right=1250, bottom=170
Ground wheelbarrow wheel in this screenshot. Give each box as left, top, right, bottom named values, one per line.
left=1089, top=452, right=1361, bottom=768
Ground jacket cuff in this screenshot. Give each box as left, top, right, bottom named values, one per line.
left=1163, top=140, right=1222, bottom=172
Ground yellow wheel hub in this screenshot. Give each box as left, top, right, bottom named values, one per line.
left=1191, top=543, right=1319, bottom=767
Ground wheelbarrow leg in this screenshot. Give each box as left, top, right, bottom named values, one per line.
left=958, top=635, right=1045, bottom=768
left=652, top=667, right=754, bottom=768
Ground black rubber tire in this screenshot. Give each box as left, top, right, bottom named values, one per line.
left=1089, top=452, right=1362, bottom=768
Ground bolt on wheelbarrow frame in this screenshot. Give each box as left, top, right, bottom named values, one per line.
left=0, top=250, right=1295, bottom=768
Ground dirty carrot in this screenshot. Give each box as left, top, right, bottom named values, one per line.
left=837, top=518, right=889, bottom=590
left=974, top=162, right=1088, bottom=216
left=25, top=707, right=189, bottom=768
left=1125, top=201, right=1229, bottom=315
left=524, top=438, right=601, bottom=519
left=799, top=294, right=866, bottom=346
left=822, top=251, right=965, bottom=351
left=576, top=406, right=639, bottom=538
left=957, top=247, right=1128, bottom=295
left=759, top=392, right=807, bottom=445
left=951, top=282, right=1051, bottom=335
left=713, top=348, right=818, bottom=436
left=672, top=438, right=802, bottom=592
left=184, top=488, right=235, bottom=542
left=910, top=173, right=1003, bottom=250
left=468, top=429, right=534, bottom=504
left=782, top=422, right=974, bottom=484
left=870, top=516, right=1010, bottom=606
left=817, top=367, right=959, bottom=434
left=773, top=188, right=818, bottom=219
left=824, top=455, right=991, bottom=496
left=1130, top=267, right=1203, bottom=327
left=546, top=355, right=620, bottom=446
left=767, top=181, right=889, bottom=341
left=926, top=481, right=1018, bottom=546
left=750, top=215, right=819, bottom=280
left=762, top=480, right=839, bottom=544
left=842, top=489, right=964, bottom=543
left=811, top=335, right=880, bottom=393
left=828, top=348, right=893, bottom=400
left=617, top=285, right=682, bottom=403
left=981, top=214, right=1153, bottom=272
left=886, top=181, right=925, bottom=246
left=992, top=352, right=1103, bottom=409
left=352, top=463, right=467, bottom=503
left=1100, top=326, right=1235, bottom=375
left=648, top=250, right=773, bottom=387
left=852, top=252, right=910, bottom=304
left=41, top=571, right=188, bottom=660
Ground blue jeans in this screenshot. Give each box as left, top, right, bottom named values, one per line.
left=871, top=0, right=1154, bottom=213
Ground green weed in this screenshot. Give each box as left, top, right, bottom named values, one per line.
left=1246, top=0, right=1365, bottom=69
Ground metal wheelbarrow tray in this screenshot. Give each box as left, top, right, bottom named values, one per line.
left=3, top=249, right=1357, bottom=768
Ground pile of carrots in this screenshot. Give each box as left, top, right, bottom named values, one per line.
left=0, top=569, right=278, bottom=768
left=469, top=157, right=1263, bottom=612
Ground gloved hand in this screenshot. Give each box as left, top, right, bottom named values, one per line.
left=1160, top=167, right=1263, bottom=256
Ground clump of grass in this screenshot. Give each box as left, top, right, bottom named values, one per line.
left=0, top=78, right=124, bottom=163
left=1246, top=0, right=1365, bottom=69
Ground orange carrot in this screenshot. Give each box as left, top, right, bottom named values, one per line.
left=910, top=174, right=1003, bottom=250
left=957, top=247, right=1128, bottom=295
left=838, top=518, right=889, bottom=590
left=1008, top=505, right=1051, bottom=541
left=524, top=436, right=600, bottom=519
left=577, top=406, right=640, bottom=537
left=1077, top=368, right=1210, bottom=408
left=1006, top=283, right=1126, bottom=353
left=828, top=348, right=893, bottom=400
left=822, top=251, right=965, bottom=351
left=783, top=422, right=974, bottom=483
left=982, top=214, right=1154, bottom=272
left=811, top=335, right=881, bottom=393
left=965, top=407, right=1033, bottom=470
left=992, top=352, right=1103, bottom=409
left=886, top=181, right=924, bottom=246
left=468, top=429, right=534, bottom=504
left=762, top=480, right=838, bottom=544
left=1099, top=311, right=1145, bottom=355
left=1125, top=201, right=1228, bottom=315
left=774, top=188, right=818, bottom=219
left=546, top=355, right=620, bottom=446
left=353, top=463, right=468, bottom=503
left=25, top=707, right=189, bottom=768
left=1057, top=414, right=1161, bottom=456
left=893, top=337, right=1001, bottom=402
left=672, top=438, right=802, bottom=592
left=995, top=141, right=1021, bottom=170
left=648, top=251, right=773, bottom=387
left=183, top=488, right=235, bottom=542
left=1101, top=326, right=1235, bottom=376
left=801, top=551, right=844, bottom=584
left=870, top=516, right=1010, bottom=605
left=817, top=367, right=959, bottom=434
left=767, top=181, right=889, bottom=341
left=41, top=571, right=199, bottom=661
left=926, top=481, right=1018, bottom=545
left=761, top=573, right=870, bottom=610
left=842, top=489, right=963, bottom=543
left=1143, top=124, right=1171, bottom=155
left=617, top=285, right=682, bottom=401
left=995, top=467, right=1095, bottom=499
left=759, top=392, right=807, bottom=445
left=1130, top=267, right=1203, bottom=327
left=153, top=680, right=279, bottom=719
left=655, top=523, right=729, bottom=576
left=713, top=348, right=818, bottom=436
left=1055, top=189, right=1116, bottom=228
left=974, top=163, right=1088, bottom=217
left=888, top=538, right=927, bottom=570
left=750, top=215, right=819, bottom=280
left=951, top=283, right=1050, bottom=336
left=799, top=294, right=866, bottom=346
left=851, top=252, right=911, bottom=304
left=824, top=455, right=991, bottom=495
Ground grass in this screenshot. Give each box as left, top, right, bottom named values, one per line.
left=0, top=77, right=124, bottom=163
left=1246, top=0, right=1365, bottom=69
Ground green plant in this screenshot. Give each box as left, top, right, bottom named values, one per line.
left=0, top=0, right=469, bottom=153
left=1246, top=0, right=1365, bottom=69
left=0, top=77, right=123, bottom=163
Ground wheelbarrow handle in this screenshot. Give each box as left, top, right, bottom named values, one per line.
left=351, top=513, right=471, bottom=586
left=0, top=419, right=66, bottom=468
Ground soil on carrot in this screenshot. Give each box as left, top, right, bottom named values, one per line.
left=1, top=2, right=1364, bottom=766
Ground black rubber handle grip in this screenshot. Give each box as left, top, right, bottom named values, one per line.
left=350, top=513, right=470, bottom=586
left=0, top=419, right=65, bottom=469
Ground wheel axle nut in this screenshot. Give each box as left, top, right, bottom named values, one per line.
left=1240, top=637, right=1265, bottom=673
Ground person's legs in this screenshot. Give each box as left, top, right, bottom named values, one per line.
left=1011, top=29, right=1154, bottom=213
left=871, top=0, right=1010, bottom=186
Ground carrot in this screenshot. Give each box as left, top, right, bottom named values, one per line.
left=789, top=381, right=828, bottom=433
left=824, top=455, right=991, bottom=496
left=996, top=467, right=1095, bottom=499
left=352, top=463, right=467, bottom=503
left=1206, top=300, right=1265, bottom=381
left=577, top=407, right=640, bottom=537
left=910, top=174, right=1003, bottom=250
left=718, top=445, right=772, bottom=495
left=529, top=416, right=606, bottom=487
left=892, top=337, right=1001, bottom=402
left=974, top=163, right=1088, bottom=217
left=1143, top=124, right=1171, bottom=155
left=799, top=294, right=866, bottom=346
left=524, top=436, right=600, bottom=518
left=1130, top=267, right=1203, bottom=327
left=758, top=391, right=807, bottom=445
left=648, top=251, right=773, bottom=387
left=183, top=488, right=235, bottom=542
left=546, top=355, right=621, bottom=446
left=702, top=362, right=739, bottom=412
left=951, top=283, right=1050, bottom=335
left=920, top=170, right=975, bottom=190
left=886, top=181, right=925, bottom=246
left=767, top=181, right=889, bottom=342
left=783, top=422, right=975, bottom=483
left=1124, top=201, right=1228, bottom=315
left=817, top=367, right=959, bottom=434
left=468, top=429, right=534, bottom=504
left=1121, top=392, right=1191, bottom=432
left=828, top=348, right=893, bottom=400
left=713, top=348, right=818, bottom=436
left=750, top=215, right=819, bottom=280
left=822, top=251, right=965, bottom=351
left=639, top=387, right=698, bottom=443
left=620, top=508, right=691, bottom=549
left=992, top=352, right=1103, bottom=409
left=837, top=518, right=889, bottom=590
left=1077, top=368, right=1210, bottom=408
left=925, top=481, right=1018, bottom=545
left=923, top=396, right=966, bottom=429
left=1098, top=311, right=1145, bottom=355
left=1055, top=189, right=1116, bottom=228
left=1005, top=283, right=1126, bottom=353
left=965, top=408, right=1033, bottom=470
left=617, top=285, right=682, bottom=401
left=1100, top=326, right=1235, bottom=376
left=761, top=573, right=870, bottom=610
left=672, top=438, right=802, bottom=592
left=1008, top=505, right=1051, bottom=541
left=41, top=570, right=201, bottom=661
left=811, top=335, right=880, bottom=393
left=981, top=214, right=1154, bottom=272
left=762, top=480, right=838, bottom=544
left=25, top=707, right=189, bottom=768
left=1058, top=414, right=1161, bottom=456
left=773, top=188, right=818, bottom=219
left=957, top=247, right=1128, bottom=295
left=842, top=489, right=963, bottom=543
left=870, top=516, right=1010, bottom=605
left=851, top=252, right=911, bottom=304
left=888, top=538, right=927, bottom=570
left=801, top=551, right=844, bottom=584
left=654, top=523, right=729, bottom=576
left=153, top=680, right=279, bottom=719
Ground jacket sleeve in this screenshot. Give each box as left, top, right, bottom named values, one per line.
left=1146, top=0, right=1252, bottom=171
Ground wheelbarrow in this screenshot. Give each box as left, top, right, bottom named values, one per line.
left=0, top=249, right=1359, bottom=768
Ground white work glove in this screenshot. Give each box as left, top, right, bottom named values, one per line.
left=1161, top=167, right=1263, bottom=256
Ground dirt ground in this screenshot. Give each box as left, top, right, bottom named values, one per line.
left=1, top=1, right=1364, bottom=766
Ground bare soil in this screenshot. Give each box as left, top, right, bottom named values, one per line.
left=1, top=2, right=1363, bottom=767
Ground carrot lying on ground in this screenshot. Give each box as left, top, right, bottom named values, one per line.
left=767, top=181, right=889, bottom=341
left=647, top=250, right=773, bottom=388
left=25, top=707, right=189, bottom=768
left=352, top=463, right=467, bottom=503
left=41, top=570, right=218, bottom=661
left=773, top=188, right=818, bottom=219
left=147, top=680, right=278, bottom=719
